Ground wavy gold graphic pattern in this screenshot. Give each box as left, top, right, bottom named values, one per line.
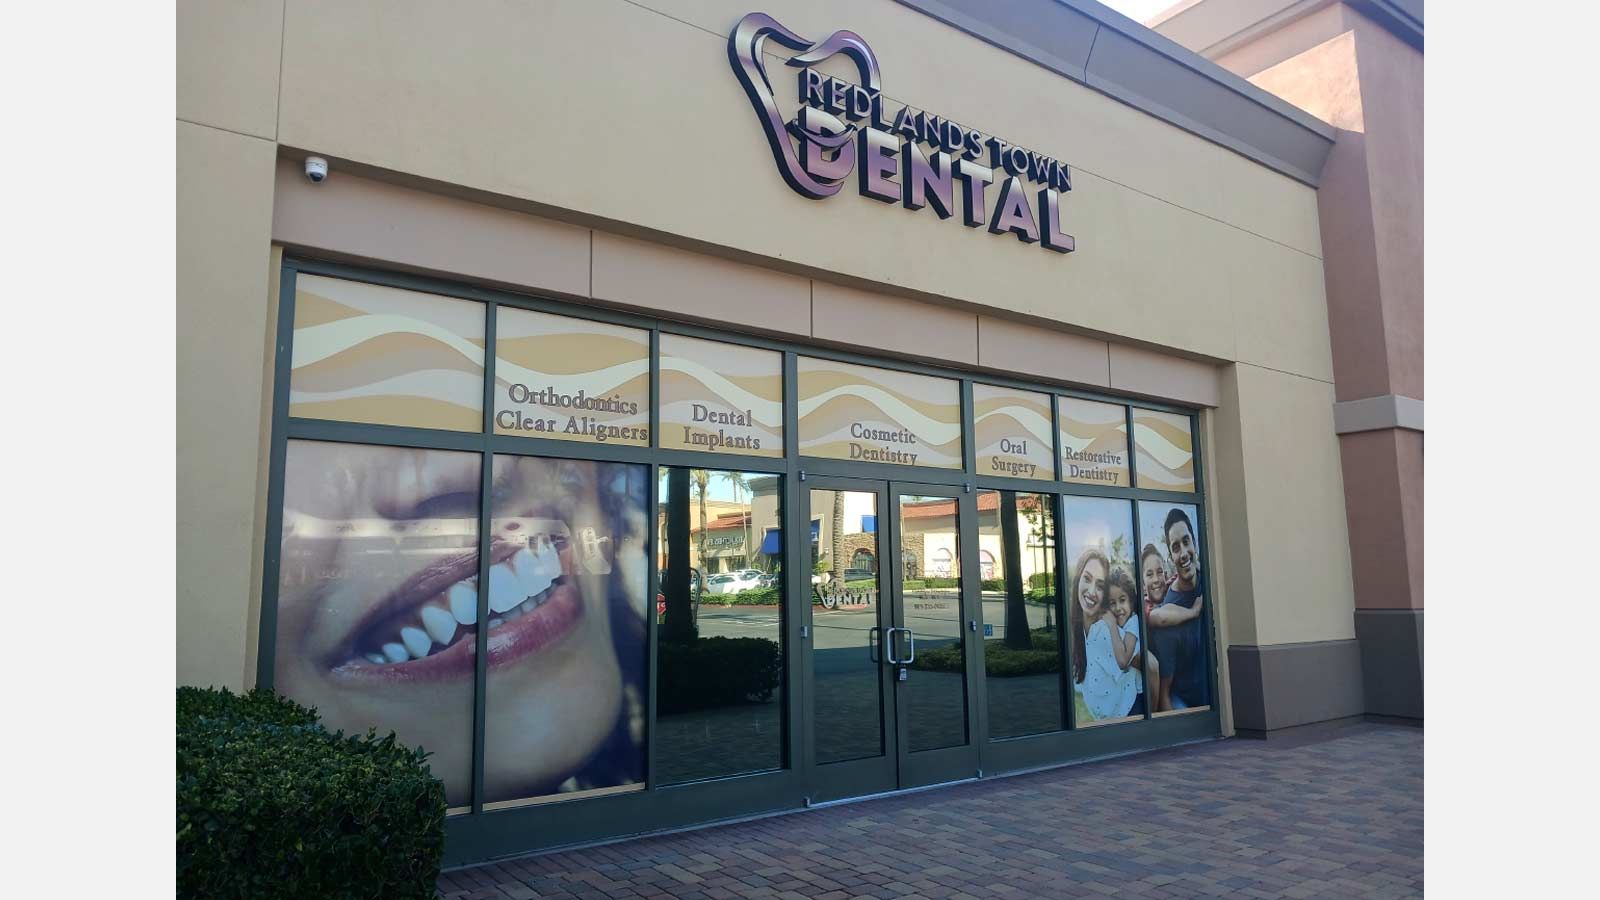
left=494, top=307, right=649, bottom=446
left=972, top=383, right=1054, bottom=479
left=289, top=275, right=485, bottom=432
left=797, top=357, right=961, bottom=469
left=658, top=334, right=783, bottom=457
left=1060, top=397, right=1130, bottom=487
left=1132, top=409, right=1195, bottom=492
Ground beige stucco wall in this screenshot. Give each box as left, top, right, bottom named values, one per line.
left=272, top=0, right=1329, bottom=379
left=176, top=120, right=279, bottom=690
left=1212, top=363, right=1355, bottom=646
left=176, top=0, right=1357, bottom=695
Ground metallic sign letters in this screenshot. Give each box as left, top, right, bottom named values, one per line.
left=729, top=12, right=1075, bottom=253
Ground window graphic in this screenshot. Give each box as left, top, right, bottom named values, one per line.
left=1132, top=408, right=1195, bottom=492
left=288, top=275, right=485, bottom=432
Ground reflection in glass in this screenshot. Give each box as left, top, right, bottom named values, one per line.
left=655, top=468, right=784, bottom=784
left=1138, top=501, right=1211, bottom=713
left=899, top=494, right=968, bottom=752
left=979, top=491, right=1063, bottom=739
left=274, top=441, right=480, bottom=808
left=482, top=455, right=650, bottom=807
left=810, top=489, right=885, bottom=765
left=1065, top=497, right=1147, bottom=727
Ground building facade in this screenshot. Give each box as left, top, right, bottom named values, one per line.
left=176, top=0, right=1416, bottom=865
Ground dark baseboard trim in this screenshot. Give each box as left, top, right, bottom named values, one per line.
left=1354, top=608, right=1424, bottom=719
left=1228, top=639, right=1365, bottom=733
left=1234, top=714, right=1421, bottom=747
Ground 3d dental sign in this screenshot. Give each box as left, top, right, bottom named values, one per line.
left=729, top=12, right=1075, bottom=253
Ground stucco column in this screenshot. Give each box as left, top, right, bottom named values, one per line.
left=1244, top=12, right=1424, bottom=721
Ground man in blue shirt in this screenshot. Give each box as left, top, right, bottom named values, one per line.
left=1146, top=507, right=1209, bottom=710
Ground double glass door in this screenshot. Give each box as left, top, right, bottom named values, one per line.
left=802, top=478, right=979, bottom=801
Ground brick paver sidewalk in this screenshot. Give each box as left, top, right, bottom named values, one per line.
left=441, top=722, right=1422, bottom=899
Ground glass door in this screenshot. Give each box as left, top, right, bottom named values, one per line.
left=800, top=479, right=980, bottom=802
left=888, top=484, right=980, bottom=788
left=802, top=479, right=897, bottom=801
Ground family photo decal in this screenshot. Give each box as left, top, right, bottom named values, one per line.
left=729, top=12, right=1076, bottom=253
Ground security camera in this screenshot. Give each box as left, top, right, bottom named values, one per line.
left=304, top=156, right=329, bottom=183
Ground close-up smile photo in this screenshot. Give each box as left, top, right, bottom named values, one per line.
left=274, top=442, right=647, bottom=809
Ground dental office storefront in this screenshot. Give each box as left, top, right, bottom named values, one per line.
left=177, top=0, right=1358, bottom=867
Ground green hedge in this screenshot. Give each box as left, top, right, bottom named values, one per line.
left=177, top=687, right=445, bottom=900
left=911, top=628, right=1063, bottom=678
left=657, top=636, right=781, bottom=714
left=706, top=586, right=781, bottom=606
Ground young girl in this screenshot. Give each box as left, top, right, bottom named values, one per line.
left=1073, top=548, right=1138, bottom=722
left=1105, top=567, right=1157, bottom=717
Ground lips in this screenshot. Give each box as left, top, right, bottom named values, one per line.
left=328, top=528, right=586, bottom=684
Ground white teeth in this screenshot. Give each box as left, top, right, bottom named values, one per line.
left=382, top=642, right=409, bottom=664
left=515, top=544, right=553, bottom=601
left=488, top=563, right=523, bottom=613
left=365, top=652, right=387, bottom=665
left=503, top=603, right=526, bottom=620
left=449, top=582, right=478, bottom=625
left=522, top=561, right=553, bottom=603
left=488, top=616, right=505, bottom=628
left=400, top=626, right=432, bottom=659
left=421, top=605, right=457, bottom=645
left=534, top=541, right=562, bottom=579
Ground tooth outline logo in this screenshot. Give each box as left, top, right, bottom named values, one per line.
left=726, top=12, right=1076, bottom=254
left=728, top=12, right=881, bottom=200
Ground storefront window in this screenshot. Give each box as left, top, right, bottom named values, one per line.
left=481, top=455, right=650, bottom=808
left=266, top=263, right=1217, bottom=840
left=1137, top=501, right=1210, bottom=713
left=972, top=384, right=1055, bottom=480
left=493, top=307, right=650, bottom=446
left=288, top=275, right=485, bottom=432
left=978, top=490, right=1063, bottom=739
left=658, top=333, right=783, bottom=457
left=273, top=440, right=480, bottom=808
left=1063, top=497, right=1146, bottom=727
left=1059, top=397, right=1130, bottom=487
left=655, top=467, right=785, bottom=784
left=796, top=356, right=963, bottom=469
left=1132, top=408, right=1195, bottom=492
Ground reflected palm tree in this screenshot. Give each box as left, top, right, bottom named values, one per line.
left=716, top=471, right=751, bottom=569
left=830, top=491, right=845, bottom=587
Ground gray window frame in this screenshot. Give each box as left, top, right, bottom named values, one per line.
left=259, top=256, right=1221, bottom=865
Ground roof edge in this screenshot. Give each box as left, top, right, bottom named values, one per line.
left=890, top=0, right=1337, bottom=187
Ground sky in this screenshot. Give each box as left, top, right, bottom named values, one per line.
left=1097, top=0, right=1180, bottom=26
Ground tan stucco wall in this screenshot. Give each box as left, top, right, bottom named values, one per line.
left=272, top=0, right=1329, bottom=380
left=1212, top=363, right=1355, bottom=646
left=176, top=0, right=283, bottom=140
left=176, top=120, right=279, bottom=690
left=178, top=0, right=1358, bottom=695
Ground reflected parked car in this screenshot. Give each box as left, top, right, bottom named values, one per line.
left=705, top=571, right=763, bottom=595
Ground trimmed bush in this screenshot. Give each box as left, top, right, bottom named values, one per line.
left=911, top=628, right=1063, bottom=678
left=177, top=687, right=446, bottom=900
left=710, top=586, right=781, bottom=606
left=657, top=636, right=782, bottom=714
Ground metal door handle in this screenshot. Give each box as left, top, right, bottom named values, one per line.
left=902, top=628, right=917, bottom=664
left=869, top=625, right=881, bottom=662
left=884, top=626, right=905, bottom=664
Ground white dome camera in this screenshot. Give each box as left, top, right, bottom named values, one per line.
left=304, top=156, right=329, bottom=183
